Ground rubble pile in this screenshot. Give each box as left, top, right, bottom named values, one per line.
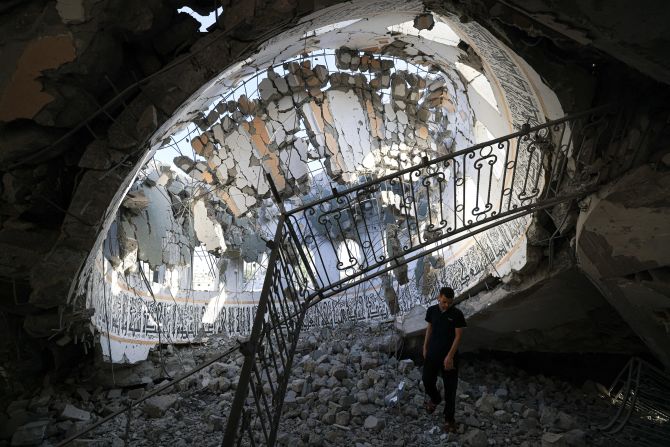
left=0, top=322, right=614, bottom=446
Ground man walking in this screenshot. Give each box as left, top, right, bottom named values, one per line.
left=422, top=286, right=467, bottom=432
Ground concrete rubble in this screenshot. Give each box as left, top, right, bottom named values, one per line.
left=181, top=45, right=472, bottom=211
left=0, top=322, right=611, bottom=446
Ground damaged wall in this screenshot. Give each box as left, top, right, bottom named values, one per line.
left=1, top=0, right=669, bottom=381
left=576, top=164, right=670, bottom=367
left=83, top=164, right=272, bottom=362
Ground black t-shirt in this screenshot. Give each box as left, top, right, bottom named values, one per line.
left=425, top=304, right=467, bottom=360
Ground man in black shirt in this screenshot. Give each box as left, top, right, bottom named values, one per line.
left=422, top=286, right=467, bottom=432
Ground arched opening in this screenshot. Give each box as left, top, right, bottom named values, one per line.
left=75, top=6, right=569, bottom=363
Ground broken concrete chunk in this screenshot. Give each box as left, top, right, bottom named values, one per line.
left=173, top=156, right=195, bottom=173
left=313, top=65, right=329, bottom=84
left=122, top=190, right=150, bottom=210
left=540, top=432, right=568, bottom=447
left=190, top=134, right=209, bottom=156
left=413, top=13, right=435, bottom=31
left=143, top=394, right=178, bottom=418
left=193, top=199, right=227, bottom=252
left=11, top=420, right=49, bottom=446
left=462, top=428, right=488, bottom=447
left=381, top=60, right=394, bottom=72
left=392, top=79, right=407, bottom=98
left=274, top=76, right=290, bottom=94
left=167, top=179, right=185, bottom=196
left=61, top=404, right=91, bottom=422
left=397, top=110, right=408, bottom=125
left=259, top=78, right=278, bottom=102
left=222, top=115, right=234, bottom=132
left=350, top=56, right=361, bottom=71
left=286, top=73, right=304, bottom=91
left=284, top=61, right=301, bottom=74
left=336, top=49, right=352, bottom=70
left=237, top=95, right=257, bottom=115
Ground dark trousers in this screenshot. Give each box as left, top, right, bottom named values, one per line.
left=422, top=355, right=459, bottom=420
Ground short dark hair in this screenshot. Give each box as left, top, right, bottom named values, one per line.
left=439, top=286, right=455, bottom=300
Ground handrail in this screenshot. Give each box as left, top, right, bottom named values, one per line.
left=285, top=104, right=614, bottom=216
left=222, top=104, right=629, bottom=445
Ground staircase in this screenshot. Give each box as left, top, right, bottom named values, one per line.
left=222, top=105, right=633, bottom=446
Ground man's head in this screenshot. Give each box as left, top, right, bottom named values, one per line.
left=437, top=286, right=455, bottom=311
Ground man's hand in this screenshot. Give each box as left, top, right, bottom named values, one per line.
left=443, top=354, right=454, bottom=370
left=423, top=345, right=428, bottom=359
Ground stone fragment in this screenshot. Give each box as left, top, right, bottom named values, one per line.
left=142, top=394, right=178, bottom=418
left=237, top=95, right=256, bottom=115
left=397, top=110, right=408, bottom=125
left=475, top=394, right=502, bottom=413
left=322, top=412, right=335, bottom=424
left=11, top=421, right=49, bottom=446
left=540, top=406, right=558, bottom=426
left=335, top=411, right=350, bottom=426
left=336, top=50, right=352, bottom=69
left=462, top=428, right=488, bottom=447
left=330, top=365, right=348, bottom=380
left=122, top=190, right=150, bottom=210
left=259, top=78, right=278, bottom=102
left=286, top=73, right=304, bottom=91
left=313, top=65, right=329, bottom=84
left=363, top=415, right=383, bottom=431
left=465, top=415, right=481, bottom=427
left=541, top=433, right=568, bottom=447
left=207, top=414, right=225, bottom=431
left=284, top=390, right=297, bottom=404
left=274, top=76, right=289, bottom=94
left=61, top=404, right=91, bottom=422
left=518, top=417, right=539, bottom=431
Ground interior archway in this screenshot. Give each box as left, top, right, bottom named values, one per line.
left=77, top=5, right=566, bottom=363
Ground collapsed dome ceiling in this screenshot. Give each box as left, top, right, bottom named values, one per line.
left=79, top=5, right=568, bottom=362
left=144, top=7, right=561, bottom=240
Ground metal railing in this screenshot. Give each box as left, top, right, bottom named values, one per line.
left=601, top=357, right=670, bottom=447
left=221, top=105, right=631, bottom=445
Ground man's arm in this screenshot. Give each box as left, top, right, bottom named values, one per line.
left=443, top=327, right=463, bottom=370
left=423, top=323, right=432, bottom=358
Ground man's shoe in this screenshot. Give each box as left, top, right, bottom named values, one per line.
left=423, top=399, right=438, bottom=414
left=444, top=419, right=457, bottom=433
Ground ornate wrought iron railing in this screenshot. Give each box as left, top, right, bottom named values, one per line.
left=601, top=357, right=670, bottom=446
left=222, top=105, right=634, bottom=446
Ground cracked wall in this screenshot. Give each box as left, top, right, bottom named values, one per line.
left=83, top=164, right=273, bottom=362
left=1, top=0, right=668, bottom=379
left=80, top=8, right=567, bottom=363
